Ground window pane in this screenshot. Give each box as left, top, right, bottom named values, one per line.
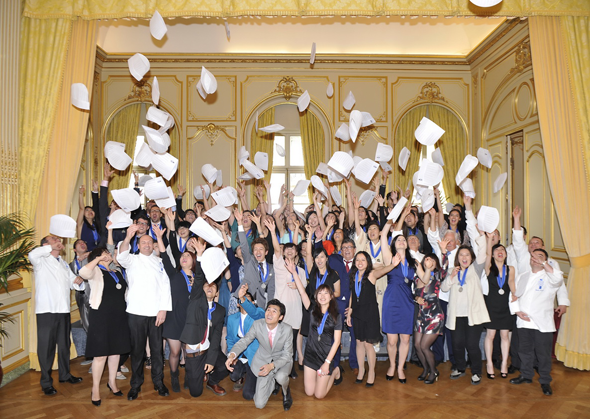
left=273, top=136, right=285, bottom=167
left=270, top=173, right=286, bottom=211
left=290, top=136, right=304, bottom=166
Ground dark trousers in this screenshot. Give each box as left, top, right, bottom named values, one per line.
left=432, top=300, right=454, bottom=364
left=230, top=359, right=257, bottom=401
left=451, top=317, right=483, bottom=375
left=292, top=329, right=299, bottom=369
left=36, top=313, right=72, bottom=389
left=75, top=290, right=90, bottom=333
left=510, top=316, right=521, bottom=369
left=185, top=350, right=228, bottom=397
left=518, top=328, right=553, bottom=384
left=128, top=314, right=164, bottom=389
left=337, top=298, right=358, bottom=369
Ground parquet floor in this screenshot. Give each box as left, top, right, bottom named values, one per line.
left=1, top=358, right=589, bottom=419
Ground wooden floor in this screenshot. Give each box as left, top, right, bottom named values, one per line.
left=1, top=358, right=589, bottom=419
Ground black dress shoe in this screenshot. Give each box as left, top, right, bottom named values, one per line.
left=510, top=375, right=532, bottom=385
left=508, top=365, right=518, bottom=374
left=107, top=382, right=123, bottom=396
left=283, top=387, right=293, bottom=411
left=154, top=384, right=170, bottom=396
left=541, top=383, right=553, bottom=396
left=127, top=387, right=141, bottom=401
left=59, top=376, right=83, bottom=384
left=43, top=386, right=57, bottom=396
left=272, top=382, right=281, bottom=395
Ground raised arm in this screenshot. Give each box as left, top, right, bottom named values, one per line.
left=304, top=224, right=313, bottom=273
left=380, top=220, right=394, bottom=265
left=345, top=178, right=354, bottom=228
left=395, top=203, right=411, bottom=232
left=313, top=192, right=327, bottom=232
left=264, top=180, right=272, bottom=214
left=234, top=208, right=252, bottom=264
left=264, top=217, right=281, bottom=258
left=369, top=253, right=401, bottom=283
left=484, top=233, right=493, bottom=275
left=118, top=223, right=139, bottom=254
left=353, top=196, right=363, bottom=238
left=286, top=258, right=311, bottom=309
left=76, top=185, right=86, bottom=239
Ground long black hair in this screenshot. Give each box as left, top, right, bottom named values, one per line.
left=309, top=247, right=335, bottom=282
left=489, top=243, right=508, bottom=278
left=349, top=251, right=374, bottom=291
left=390, top=234, right=417, bottom=269
left=82, top=206, right=98, bottom=232
left=311, top=284, right=339, bottom=323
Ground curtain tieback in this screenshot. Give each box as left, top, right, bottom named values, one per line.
left=569, top=252, right=590, bottom=269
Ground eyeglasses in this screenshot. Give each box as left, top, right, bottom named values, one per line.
left=341, top=245, right=355, bottom=250
left=137, top=221, right=149, bottom=226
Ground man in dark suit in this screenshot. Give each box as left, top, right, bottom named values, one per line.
left=328, top=238, right=359, bottom=374
left=225, top=299, right=293, bottom=411
left=179, top=253, right=228, bottom=398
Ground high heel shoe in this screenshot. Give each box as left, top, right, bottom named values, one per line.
left=91, top=391, right=101, bottom=406
left=365, top=381, right=374, bottom=387
left=107, top=382, right=123, bottom=396
left=355, top=371, right=366, bottom=384
left=398, top=370, right=406, bottom=384
left=385, top=374, right=394, bottom=381
left=418, top=369, right=429, bottom=381
left=424, top=371, right=439, bottom=385
left=487, top=373, right=496, bottom=379
left=500, top=372, right=508, bottom=378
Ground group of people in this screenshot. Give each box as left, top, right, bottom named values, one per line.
left=30, top=161, right=568, bottom=410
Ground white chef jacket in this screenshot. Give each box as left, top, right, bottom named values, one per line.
left=117, top=249, right=172, bottom=316
left=29, top=245, right=85, bottom=314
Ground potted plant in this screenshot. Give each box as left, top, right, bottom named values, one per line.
left=0, top=214, right=36, bottom=384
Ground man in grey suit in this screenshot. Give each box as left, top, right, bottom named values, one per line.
left=225, top=299, right=293, bottom=411
left=232, top=209, right=275, bottom=308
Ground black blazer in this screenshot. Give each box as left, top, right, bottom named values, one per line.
left=180, top=261, right=226, bottom=366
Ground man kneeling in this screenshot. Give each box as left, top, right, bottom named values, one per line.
left=180, top=249, right=228, bottom=398
left=225, top=299, right=293, bottom=410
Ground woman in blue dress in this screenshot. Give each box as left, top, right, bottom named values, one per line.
left=381, top=225, right=419, bottom=383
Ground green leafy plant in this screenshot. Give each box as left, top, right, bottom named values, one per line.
left=0, top=213, right=36, bottom=341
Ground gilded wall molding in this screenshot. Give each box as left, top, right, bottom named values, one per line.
left=272, top=76, right=303, bottom=101
left=509, top=41, right=532, bottom=75
left=190, top=123, right=236, bottom=146
left=125, top=80, right=152, bottom=102
left=413, top=82, right=448, bottom=103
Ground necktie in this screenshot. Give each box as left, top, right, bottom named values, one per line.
left=345, top=261, right=351, bottom=273
left=258, top=262, right=265, bottom=281
left=268, top=330, right=273, bottom=348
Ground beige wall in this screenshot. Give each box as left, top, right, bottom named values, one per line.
left=89, top=19, right=568, bottom=277
left=470, top=20, right=569, bottom=276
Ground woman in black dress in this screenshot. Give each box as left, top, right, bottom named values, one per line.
left=483, top=235, right=516, bottom=379
left=160, top=235, right=196, bottom=393
left=414, top=254, right=445, bottom=384
left=301, top=227, right=341, bottom=338
left=345, top=251, right=399, bottom=387
left=79, top=247, right=131, bottom=406
left=287, top=258, right=342, bottom=399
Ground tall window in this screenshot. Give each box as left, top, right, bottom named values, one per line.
left=270, top=133, right=309, bottom=212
